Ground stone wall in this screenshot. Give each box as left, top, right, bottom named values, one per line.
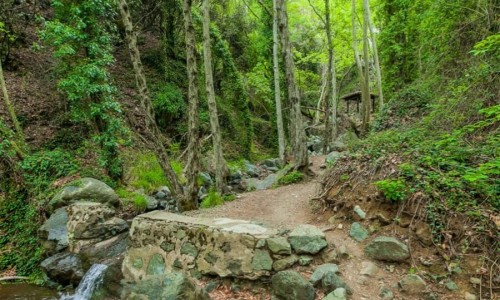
left=122, top=211, right=328, bottom=284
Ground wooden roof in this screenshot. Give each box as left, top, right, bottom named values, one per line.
left=340, top=91, right=378, bottom=101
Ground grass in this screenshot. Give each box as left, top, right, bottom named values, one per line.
left=278, top=171, right=305, bottom=185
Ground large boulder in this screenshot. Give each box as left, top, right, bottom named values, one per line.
left=67, top=202, right=128, bottom=252
left=288, top=225, right=328, bottom=254
left=41, top=252, right=85, bottom=286
left=310, top=264, right=339, bottom=286
left=125, top=273, right=211, bottom=300
left=271, top=271, right=315, bottom=300
left=49, top=178, right=119, bottom=211
left=364, top=236, right=409, bottom=262
left=38, top=207, right=69, bottom=254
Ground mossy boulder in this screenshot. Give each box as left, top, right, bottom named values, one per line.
left=271, top=271, right=315, bottom=300
left=288, top=225, right=328, bottom=254
left=364, top=236, right=409, bottom=262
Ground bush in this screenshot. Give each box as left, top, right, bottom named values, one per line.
left=128, top=153, right=169, bottom=192
left=200, top=189, right=223, bottom=208
left=375, top=179, right=407, bottom=202
left=278, top=171, right=305, bottom=185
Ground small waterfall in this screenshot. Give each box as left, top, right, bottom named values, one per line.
left=61, top=264, right=108, bottom=300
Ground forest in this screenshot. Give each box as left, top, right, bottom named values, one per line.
left=0, top=0, right=498, bottom=299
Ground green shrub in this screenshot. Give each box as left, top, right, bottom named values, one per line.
left=223, top=194, right=236, bottom=202
left=200, top=189, right=223, bottom=208
left=133, top=194, right=148, bottom=211
left=278, top=171, right=305, bottom=185
left=375, top=179, right=407, bottom=202
left=128, top=153, right=169, bottom=192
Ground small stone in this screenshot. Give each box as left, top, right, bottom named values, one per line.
left=357, top=276, right=369, bottom=285
left=321, top=248, right=339, bottom=264
left=426, top=292, right=439, bottom=300
left=328, top=216, right=336, bottom=225
left=354, top=205, right=366, bottom=219
left=445, top=280, right=459, bottom=291
left=299, top=256, right=313, bottom=266
left=349, top=222, right=369, bottom=241
left=256, top=239, right=266, bottom=248
left=273, top=255, right=298, bottom=271
left=337, top=224, right=343, bottom=230
left=310, top=264, right=339, bottom=286
left=204, top=281, right=219, bottom=293
left=364, top=236, right=409, bottom=262
left=470, top=277, right=481, bottom=285
left=322, top=272, right=352, bottom=294
left=360, top=261, right=378, bottom=276
left=252, top=249, right=273, bottom=271
left=337, top=245, right=349, bottom=258
left=464, top=292, right=477, bottom=300
left=399, top=274, right=426, bottom=294
left=271, top=271, right=315, bottom=300
left=288, top=225, right=328, bottom=255
left=379, top=287, right=394, bottom=299
left=323, top=287, right=347, bottom=300
left=267, top=237, right=292, bottom=255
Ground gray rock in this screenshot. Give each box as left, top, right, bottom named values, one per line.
left=444, top=280, right=458, bottom=291
left=288, top=225, right=328, bottom=254
left=470, top=277, right=481, bottom=285
left=325, top=151, right=343, bottom=165
left=330, top=141, right=347, bottom=152
left=38, top=207, right=69, bottom=253
left=310, top=264, right=339, bottom=286
left=146, top=254, right=165, bottom=275
left=399, top=274, right=426, bottom=294
left=299, top=256, right=313, bottom=266
left=72, top=216, right=128, bottom=240
left=379, top=287, right=394, bottom=299
left=146, top=196, right=158, bottom=210
left=126, top=273, right=211, bottom=300
left=244, top=161, right=261, bottom=177
left=252, top=249, right=273, bottom=271
left=198, top=186, right=208, bottom=200
left=49, top=178, right=119, bottom=211
left=350, top=222, right=369, bottom=242
left=364, top=236, right=409, bottom=262
left=262, top=158, right=283, bottom=170
left=321, top=248, right=340, bottom=264
left=323, top=288, right=347, bottom=300
left=80, top=232, right=128, bottom=265
left=322, top=272, right=352, bottom=294
left=353, top=205, right=366, bottom=219
left=273, top=255, right=298, bottom=271
left=271, top=271, right=315, bottom=300
left=229, top=170, right=243, bottom=185
left=41, top=252, right=85, bottom=286
left=267, top=237, right=291, bottom=255
left=199, top=172, right=213, bottom=187
left=465, top=292, right=477, bottom=300
left=360, top=261, right=378, bottom=276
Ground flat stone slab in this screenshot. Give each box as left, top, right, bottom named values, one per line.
left=123, top=212, right=278, bottom=282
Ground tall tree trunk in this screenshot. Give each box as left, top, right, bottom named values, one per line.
left=0, top=60, right=26, bottom=152
left=202, top=0, right=227, bottom=194
left=182, top=0, right=201, bottom=211
left=365, top=0, right=384, bottom=111
left=323, top=0, right=337, bottom=153
left=273, top=0, right=285, bottom=163
left=116, top=0, right=184, bottom=204
left=277, top=0, right=308, bottom=168
left=314, top=65, right=328, bottom=125
left=361, top=0, right=371, bottom=133
left=352, top=0, right=370, bottom=133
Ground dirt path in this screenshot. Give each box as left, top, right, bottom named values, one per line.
left=186, top=155, right=325, bottom=229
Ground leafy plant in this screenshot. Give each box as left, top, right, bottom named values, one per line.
left=375, top=179, right=407, bottom=202
left=278, top=171, right=305, bottom=185
left=200, top=189, right=223, bottom=208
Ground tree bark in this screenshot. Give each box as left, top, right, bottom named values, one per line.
left=116, top=0, right=184, bottom=202
left=202, top=0, right=227, bottom=194
left=182, top=0, right=201, bottom=211
left=365, top=0, right=384, bottom=111
left=273, top=0, right=286, bottom=163
left=0, top=60, right=26, bottom=152
left=323, top=0, right=337, bottom=153
left=361, top=0, right=371, bottom=133
left=277, top=0, right=308, bottom=168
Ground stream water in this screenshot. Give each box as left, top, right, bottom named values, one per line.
left=60, top=264, right=108, bottom=300
left=0, top=283, right=59, bottom=299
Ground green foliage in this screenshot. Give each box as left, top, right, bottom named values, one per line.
left=128, top=153, right=169, bottom=192
left=278, top=171, right=305, bottom=185
left=375, top=179, right=407, bottom=202
left=223, top=194, right=236, bottom=202
left=470, top=33, right=500, bottom=57
left=152, top=83, right=185, bottom=128
left=132, top=194, right=148, bottom=211
left=40, top=0, right=129, bottom=179
left=0, top=193, right=44, bottom=276
left=200, top=189, right=223, bottom=208
left=19, top=149, right=80, bottom=195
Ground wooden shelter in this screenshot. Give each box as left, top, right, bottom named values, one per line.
left=340, top=91, right=378, bottom=114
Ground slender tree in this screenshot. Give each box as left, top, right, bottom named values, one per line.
left=0, top=60, right=26, bottom=153
left=116, top=0, right=184, bottom=202
left=365, top=0, right=383, bottom=110
left=277, top=0, right=308, bottom=168
left=202, top=0, right=227, bottom=194
left=352, top=0, right=370, bottom=133
left=323, top=0, right=337, bottom=153
left=272, top=0, right=285, bottom=163
left=182, top=0, right=201, bottom=210
left=361, top=0, right=371, bottom=133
